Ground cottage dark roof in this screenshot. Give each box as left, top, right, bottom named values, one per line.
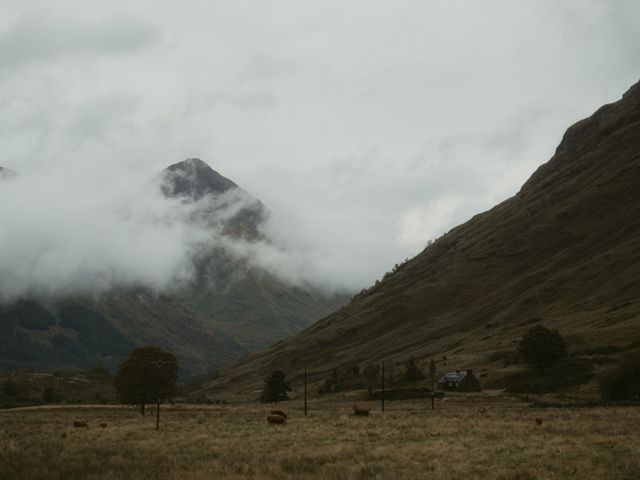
left=437, top=371, right=468, bottom=384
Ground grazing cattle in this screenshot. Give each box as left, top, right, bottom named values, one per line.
left=477, top=407, right=487, bottom=415
left=535, top=418, right=543, bottom=426
left=270, top=409, right=287, bottom=419
left=267, top=414, right=287, bottom=425
left=353, top=405, right=369, bottom=416
left=99, top=423, right=107, bottom=428
left=73, top=421, right=88, bottom=428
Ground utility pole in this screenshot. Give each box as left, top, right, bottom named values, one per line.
left=156, top=397, right=160, bottom=431
left=304, top=365, right=308, bottom=416
left=429, top=359, right=436, bottom=411
left=381, top=360, right=385, bottom=413
left=150, top=360, right=174, bottom=431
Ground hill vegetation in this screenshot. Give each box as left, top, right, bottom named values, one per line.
left=200, top=80, right=640, bottom=400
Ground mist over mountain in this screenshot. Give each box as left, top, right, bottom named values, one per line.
left=0, top=159, right=349, bottom=376
left=0, top=158, right=347, bottom=301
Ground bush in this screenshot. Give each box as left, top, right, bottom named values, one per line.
left=42, top=387, right=58, bottom=403
left=403, top=357, right=424, bottom=382
left=600, top=353, right=640, bottom=401
left=506, top=358, right=593, bottom=393
left=517, top=326, right=567, bottom=365
left=259, top=371, right=291, bottom=403
left=2, top=380, right=19, bottom=397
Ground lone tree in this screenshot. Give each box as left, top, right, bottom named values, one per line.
left=114, top=346, right=178, bottom=416
left=364, top=364, right=380, bottom=395
left=260, top=371, right=291, bottom=403
left=403, top=356, right=425, bottom=382
left=517, top=326, right=567, bottom=365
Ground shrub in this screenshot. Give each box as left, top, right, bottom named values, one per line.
left=403, top=357, right=424, bottom=382
left=600, top=353, right=640, bottom=401
left=2, top=380, right=19, bottom=397
left=517, top=326, right=567, bottom=365
left=42, top=387, right=58, bottom=403
left=506, top=358, right=593, bottom=393
left=259, top=371, right=291, bottom=403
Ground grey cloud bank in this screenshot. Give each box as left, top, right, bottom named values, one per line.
left=1, top=0, right=639, bottom=296
left=0, top=11, right=159, bottom=69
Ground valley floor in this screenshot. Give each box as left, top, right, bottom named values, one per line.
left=1, top=397, right=639, bottom=480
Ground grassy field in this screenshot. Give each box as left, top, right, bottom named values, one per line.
left=1, top=396, right=639, bottom=480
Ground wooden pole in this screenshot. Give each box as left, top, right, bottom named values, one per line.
left=156, top=398, right=160, bottom=431
left=429, top=359, right=436, bottom=411
left=431, top=384, right=435, bottom=410
left=304, top=366, right=308, bottom=416
left=381, top=360, right=385, bottom=413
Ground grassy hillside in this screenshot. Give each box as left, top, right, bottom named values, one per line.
left=201, top=80, right=640, bottom=400
left=179, top=253, right=349, bottom=351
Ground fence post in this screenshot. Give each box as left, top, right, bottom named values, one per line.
left=429, top=359, right=436, bottom=411
left=304, top=365, right=308, bottom=416
left=381, top=360, right=385, bottom=413
left=156, top=398, right=160, bottom=431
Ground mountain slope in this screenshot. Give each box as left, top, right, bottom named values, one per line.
left=201, top=80, right=640, bottom=399
left=0, top=293, right=244, bottom=378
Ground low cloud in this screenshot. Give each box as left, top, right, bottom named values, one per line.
left=0, top=11, right=160, bottom=69
left=0, top=162, right=353, bottom=303
left=0, top=167, right=205, bottom=301
left=0, top=1, right=639, bottom=298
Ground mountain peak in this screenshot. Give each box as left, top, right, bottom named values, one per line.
left=161, top=158, right=239, bottom=200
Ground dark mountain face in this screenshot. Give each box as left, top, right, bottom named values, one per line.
left=160, top=158, right=239, bottom=199
left=160, top=157, right=267, bottom=240
left=201, top=80, right=640, bottom=400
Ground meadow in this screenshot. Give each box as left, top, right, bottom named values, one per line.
left=1, top=395, right=639, bottom=480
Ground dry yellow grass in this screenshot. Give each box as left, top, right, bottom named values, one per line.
left=1, top=397, right=639, bottom=480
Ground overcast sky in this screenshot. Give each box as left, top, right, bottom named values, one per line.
left=1, top=0, right=639, bottom=294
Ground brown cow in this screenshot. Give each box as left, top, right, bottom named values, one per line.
left=270, top=409, right=287, bottom=419
left=73, top=421, right=88, bottom=428
left=99, top=423, right=108, bottom=428
left=353, top=405, right=369, bottom=416
left=267, top=414, right=287, bottom=425
left=535, top=418, right=543, bottom=426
